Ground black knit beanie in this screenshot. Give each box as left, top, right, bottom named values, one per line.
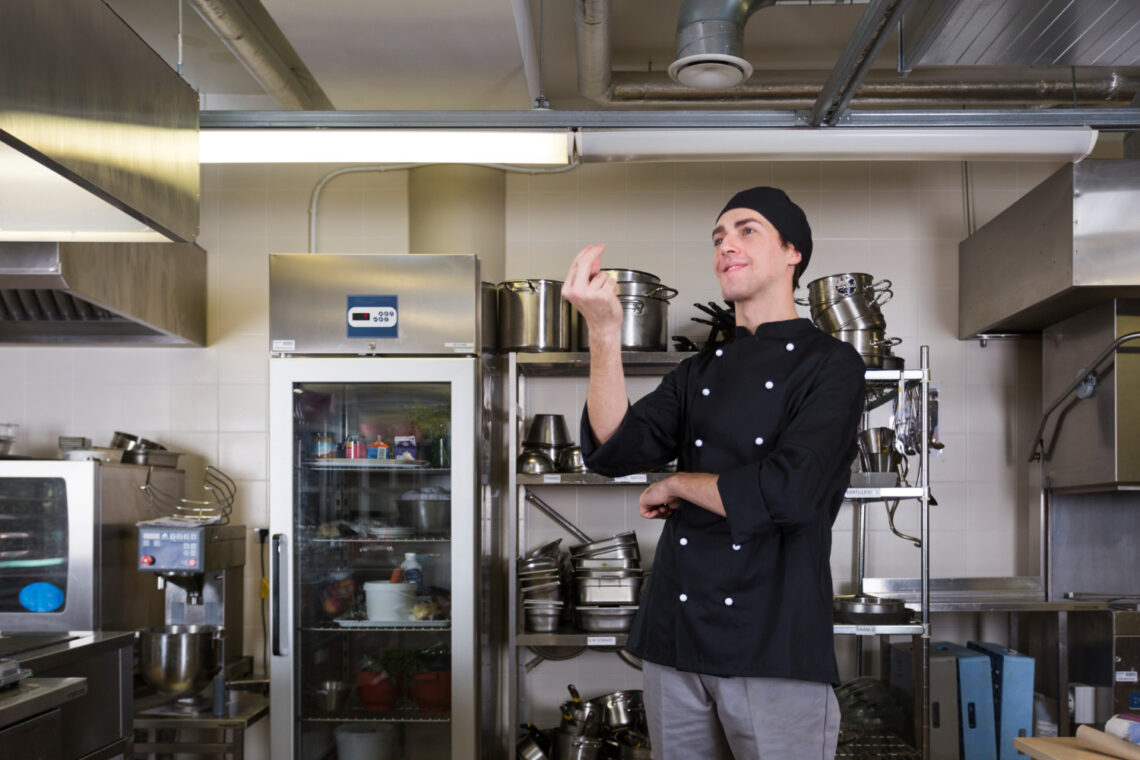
left=717, top=186, right=813, bottom=273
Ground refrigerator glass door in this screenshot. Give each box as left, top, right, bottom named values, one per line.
left=270, top=358, right=477, bottom=760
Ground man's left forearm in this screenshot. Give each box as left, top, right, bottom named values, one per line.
left=640, top=472, right=725, bottom=518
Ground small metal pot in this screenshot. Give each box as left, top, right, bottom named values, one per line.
left=396, top=498, right=450, bottom=535
left=498, top=279, right=572, bottom=353
left=830, top=329, right=901, bottom=368
left=591, top=690, right=645, bottom=730
left=121, top=449, right=182, bottom=468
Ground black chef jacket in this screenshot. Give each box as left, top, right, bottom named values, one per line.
left=580, top=318, right=865, bottom=684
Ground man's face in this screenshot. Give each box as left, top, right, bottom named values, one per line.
left=711, top=208, right=801, bottom=304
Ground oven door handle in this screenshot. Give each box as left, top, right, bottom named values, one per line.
left=271, top=533, right=288, bottom=656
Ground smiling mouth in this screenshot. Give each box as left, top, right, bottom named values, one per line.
left=722, top=263, right=746, bottom=274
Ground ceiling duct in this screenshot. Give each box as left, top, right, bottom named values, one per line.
left=0, top=0, right=199, bottom=242
left=668, top=0, right=774, bottom=89
left=0, top=242, right=206, bottom=346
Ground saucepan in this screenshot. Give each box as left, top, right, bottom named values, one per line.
left=517, top=723, right=551, bottom=760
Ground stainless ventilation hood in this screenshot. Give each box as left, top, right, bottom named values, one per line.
left=959, top=159, right=1140, bottom=339
left=0, top=0, right=199, bottom=242
left=0, top=242, right=206, bottom=346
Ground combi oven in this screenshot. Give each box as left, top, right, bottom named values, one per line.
left=0, top=460, right=182, bottom=632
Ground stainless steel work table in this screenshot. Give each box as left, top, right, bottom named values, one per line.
left=133, top=693, right=269, bottom=759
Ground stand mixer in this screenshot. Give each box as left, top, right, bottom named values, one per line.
left=136, top=522, right=246, bottom=716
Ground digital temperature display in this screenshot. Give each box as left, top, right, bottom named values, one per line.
left=345, top=295, right=399, bottom=338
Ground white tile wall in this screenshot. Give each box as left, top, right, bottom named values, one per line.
left=0, top=156, right=1071, bottom=744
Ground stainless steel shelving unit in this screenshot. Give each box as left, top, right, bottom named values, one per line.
left=503, top=347, right=935, bottom=759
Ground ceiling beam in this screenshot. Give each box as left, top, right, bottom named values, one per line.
left=809, top=0, right=914, bottom=127
left=202, top=108, right=1140, bottom=130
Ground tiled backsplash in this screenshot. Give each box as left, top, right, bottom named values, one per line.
left=0, top=158, right=1067, bottom=688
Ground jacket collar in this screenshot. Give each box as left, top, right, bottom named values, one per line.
left=733, top=317, right=816, bottom=340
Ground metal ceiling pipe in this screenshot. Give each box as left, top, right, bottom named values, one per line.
left=575, top=0, right=614, bottom=103
left=188, top=0, right=334, bottom=110
left=609, top=72, right=1139, bottom=108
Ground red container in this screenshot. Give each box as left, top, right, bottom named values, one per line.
left=355, top=670, right=398, bottom=711
left=345, top=435, right=366, bottom=459
left=410, top=670, right=451, bottom=712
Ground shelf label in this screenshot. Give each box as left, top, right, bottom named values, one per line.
left=854, top=625, right=876, bottom=635
left=1117, top=671, right=1138, bottom=683
left=542, top=475, right=561, bottom=484
left=587, top=636, right=617, bottom=646
left=613, top=474, right=647, bottom=484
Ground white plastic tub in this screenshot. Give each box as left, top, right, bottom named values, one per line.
left=334, top=723, right=397, bottom=760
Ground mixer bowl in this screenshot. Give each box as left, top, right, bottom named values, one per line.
left=139, top=624, right=224, bottom=696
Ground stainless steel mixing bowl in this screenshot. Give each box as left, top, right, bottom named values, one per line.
left=138, top=624, right=224, bottom=696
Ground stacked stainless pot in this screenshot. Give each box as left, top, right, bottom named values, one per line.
left=578, top=269, right=677, bottom=352
left=520, top=553, right=563, bottom=633
left=803, top=273, right=902, bottom=368
left=570, top=531, right=642, bottom=632
left=515, top=686, right=650, bottom=760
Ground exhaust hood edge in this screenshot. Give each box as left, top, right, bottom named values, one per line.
left=0, top=0, right=200, bottom=243
left=0, top=242, right=207, bottom=347
left=959, top=159, right=1140, bottom=339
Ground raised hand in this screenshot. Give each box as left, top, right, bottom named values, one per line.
left=562, top=243, right=622, bottom=339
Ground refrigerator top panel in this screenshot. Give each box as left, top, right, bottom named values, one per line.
left=269, top=253, right=480, bottom=356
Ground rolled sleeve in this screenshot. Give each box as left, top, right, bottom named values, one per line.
left=580, top=365, right=687, bottom=477
left=717, top=343, right=865, bottom=544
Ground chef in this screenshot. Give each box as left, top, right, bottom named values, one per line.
left=562, top=187, right=865, bottom=760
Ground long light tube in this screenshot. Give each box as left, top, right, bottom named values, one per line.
left=576, top=127, right=1099, bottom=162
left=200, top=129, right=572, bottom=165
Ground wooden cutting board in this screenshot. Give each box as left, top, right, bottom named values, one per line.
left=1015, top=737, right=1123, bottom=760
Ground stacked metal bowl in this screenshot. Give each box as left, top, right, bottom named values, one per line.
left=569, top=531, right=642, bottom=633
left=519, top=554, right=563, bottom=632
left=518, top=414, right=588, bottom=475
left=804, top=273, right=903, bottom=369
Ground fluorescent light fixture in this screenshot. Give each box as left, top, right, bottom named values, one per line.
left=200, top=129, right=573, bottom=165
left=576, top=127, right=1099, bottom=162
left=0, top=142, right=167, bottom=242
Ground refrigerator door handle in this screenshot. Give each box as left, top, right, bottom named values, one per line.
left=272, top=533, right=289, bottom=656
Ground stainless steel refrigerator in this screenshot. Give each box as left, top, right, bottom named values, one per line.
left=268, top=254, right=490, bottom=760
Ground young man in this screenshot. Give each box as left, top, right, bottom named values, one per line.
left=562, top=187, right=865, bottom=759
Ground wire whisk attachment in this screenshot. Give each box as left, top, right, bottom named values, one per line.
left=141, top=465, right=236, bottom=524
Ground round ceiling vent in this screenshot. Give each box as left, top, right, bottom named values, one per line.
left=668, top=53, right=754, bottom=90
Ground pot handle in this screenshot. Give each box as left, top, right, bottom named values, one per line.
left=794, top=296, right=811, bottom=306
left=619, top=297, right=646, bottom=314
left=870, top=336, right=903, bottom=348
left=644, top=285, right=679, bottom=301
left=869, top=279, right=894, bottom=307
left=502, top=280, right=537, bottom=293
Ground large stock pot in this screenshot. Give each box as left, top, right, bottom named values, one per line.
left=578, top=281, right=678, bottom=352
left=497, top=279, right=572, bottom=352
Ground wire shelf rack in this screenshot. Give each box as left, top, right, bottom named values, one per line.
left=836, top=732, right=922, bottom=760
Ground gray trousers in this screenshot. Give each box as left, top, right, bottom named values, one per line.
left=641, top=661, right=840, bottom=760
